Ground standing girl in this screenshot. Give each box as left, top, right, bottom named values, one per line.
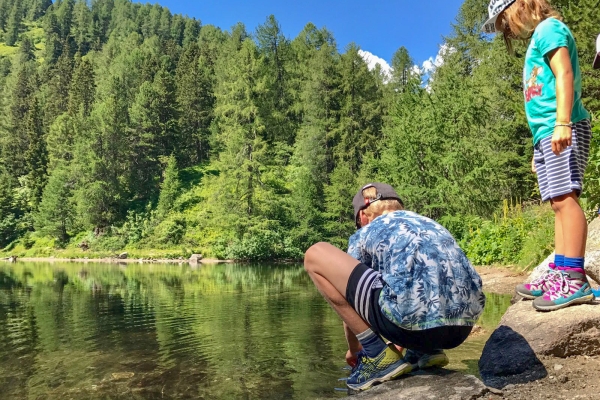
left=483, top=0, right=594, bottom=311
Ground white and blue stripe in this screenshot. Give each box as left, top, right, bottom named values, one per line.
left=534, top=120, right=592, bottom=201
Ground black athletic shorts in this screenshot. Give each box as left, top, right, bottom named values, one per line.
left=345, top=263, right=472, bottom=353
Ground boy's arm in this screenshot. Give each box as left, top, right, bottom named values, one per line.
left=344, top=322, right=362, bottom=366
left=548, top=46, right=574, bottom=155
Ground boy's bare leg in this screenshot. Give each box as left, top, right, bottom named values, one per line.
left=551, top=192, right=587, bottom=257
left=304, top=242, right=370, bottom=336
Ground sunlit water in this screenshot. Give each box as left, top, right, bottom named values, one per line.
left=0, top=262, right=511, bottom=399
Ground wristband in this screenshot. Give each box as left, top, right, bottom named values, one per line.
left=555, top=122, right=573, bottom=128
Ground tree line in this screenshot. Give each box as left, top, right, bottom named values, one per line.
left=0, top=0, right=598, bottom=259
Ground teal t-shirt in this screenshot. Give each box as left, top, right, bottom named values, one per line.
left=523, top=18, right=589, bottom=145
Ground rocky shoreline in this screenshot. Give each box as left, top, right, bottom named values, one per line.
left=1, top=255, right=233, bottom=265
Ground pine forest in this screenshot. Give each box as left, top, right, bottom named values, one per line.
left=0, top=0, right=598, bottom=265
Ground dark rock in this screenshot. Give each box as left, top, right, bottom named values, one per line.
left=343, top=369, right=488, bottom=399
left=479, top=325, right=547, bottom=389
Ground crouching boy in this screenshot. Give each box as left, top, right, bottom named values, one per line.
left=304, top=183, right=486, bottom=391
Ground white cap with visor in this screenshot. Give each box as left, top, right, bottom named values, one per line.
left=482, top=0, right=516, bottom=34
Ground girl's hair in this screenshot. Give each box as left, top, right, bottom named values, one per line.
left=361, top=187, right=403, bottom=222
left=496, top=0, right=562, bottom=55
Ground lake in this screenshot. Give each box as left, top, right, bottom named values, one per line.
left=0, top=261, right=511, bottom=399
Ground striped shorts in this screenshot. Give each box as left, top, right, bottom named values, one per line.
left=345, top=262, right=473, bottom=351
left=533, top=120, right=592, bottom=201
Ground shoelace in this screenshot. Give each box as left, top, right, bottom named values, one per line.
left=544, top=272, right=573, bottom=298
left=530, top=269, right=561, bottom=287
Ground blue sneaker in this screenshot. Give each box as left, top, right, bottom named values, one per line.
left=404, top=349, right=449, bottom=369
left=346, top=345, right=412, bottom=391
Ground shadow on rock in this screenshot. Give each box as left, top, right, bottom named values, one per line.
left=478, top=325, right=547, bottom=389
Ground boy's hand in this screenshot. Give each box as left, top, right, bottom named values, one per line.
left=531, top=156, right=536, bottom=174
left=551, top=125, right=572, bottom=155
left=346, top=349, right=359, bottom=367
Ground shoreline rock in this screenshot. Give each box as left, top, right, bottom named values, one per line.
left=343, top=369, right=489, bottom=399
left=480, top=216, right=600, bottom=390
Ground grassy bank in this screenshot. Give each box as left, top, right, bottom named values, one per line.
left=2, top=198, right=557, bottom=269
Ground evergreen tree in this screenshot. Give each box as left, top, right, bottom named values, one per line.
left=24, top=97, right=48, bottom=207
left=74, top=76, right=128, bottom=229
left=43, top=44, right=74, bottom=124
left=256, top=15, right=295, bottom=145
left=0, top=170, right=21, bottom=247
left=175, top=42, right=214, bottom=165
left=335, top=44, right=383, bottom=174
left=390, top=46, right=413, bottom=92
left=5, top=1, right=22, bottom=46
left=72, top=0, right=93, bottom=54
left=182, top=18, right=201, bottom=47
left=288, top=37, right=340, bottom=247
left=43, top=11, right=62, bottom=66
left=0, top=0, right=9, bottom=32
left=156, top=155, right=180, bottom=218
left=34, top=166, right=73, bottom=243
left=2, top=62, right=37, bottom=180
left=68, top=57, right=96, bottom=117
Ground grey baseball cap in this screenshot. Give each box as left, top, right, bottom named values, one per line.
left=352, top=183, right=403, bottom=228
left=594, top=34, right=600, bottom=69
left=482, top=0, right=516, bottom=34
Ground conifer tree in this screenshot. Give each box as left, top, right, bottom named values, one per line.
left=5, top=1, right=22, bottom=46
left=175, top=42, right=214, bottom=165
left=25, top=97, right=48, bottom=207
left=288, top=37, right=340, bottom=247
left=156, top=155, right=180, bottom=218
left=68, top=57, right=95, bottom=117
left=34, top=166, right=73, bottom=243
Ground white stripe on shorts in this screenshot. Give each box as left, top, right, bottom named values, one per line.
left=533, top=120, right=592, bottom=201
left=353, top=268, right=383, bottom=324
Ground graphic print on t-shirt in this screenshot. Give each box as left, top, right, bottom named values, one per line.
left=524, top=65, right=543, bottom=102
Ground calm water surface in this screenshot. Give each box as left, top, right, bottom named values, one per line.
left=0, top=261, right=511, bottom=399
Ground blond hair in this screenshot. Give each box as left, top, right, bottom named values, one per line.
left=496, top=0, right=562, bottom=54
left=361, top=187, right=403, bottom=222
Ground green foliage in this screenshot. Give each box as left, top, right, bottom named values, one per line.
left=33, top=166, right=73, bottom=244
left=0, top=0, right=597, bottom=263
left=226, top=230, right=303, bottom=261
left=156, top=154, right=180, bottom=218
left=447, top=201, right=555, bottom=268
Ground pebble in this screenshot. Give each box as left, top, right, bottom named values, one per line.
left=554, top=364, right=564, bottom=371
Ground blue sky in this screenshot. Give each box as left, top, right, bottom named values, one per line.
left=137, top=0, right=465, bottom=70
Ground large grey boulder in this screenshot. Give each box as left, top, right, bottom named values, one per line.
left=481, top=217, right=600, bottom=389
left=494, top=300, right=600, bottom=357
left=344, top=369, right=489, bottom=400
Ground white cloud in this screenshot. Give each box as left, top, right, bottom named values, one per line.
left=358, top=49, right=392, bottom=80
left=420, top=43, right=454, bottom=75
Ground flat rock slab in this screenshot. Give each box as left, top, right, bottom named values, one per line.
left=344, top=369, right=488, bottom=400
left=499, top=299, right=600, bottom=357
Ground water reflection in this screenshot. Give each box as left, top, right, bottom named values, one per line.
left=0, top=262, right=511, bottom=399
